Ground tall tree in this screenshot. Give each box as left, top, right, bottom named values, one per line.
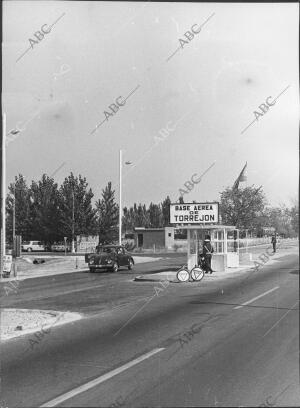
left=263, top=204, right=298, bottom=237
left=29, top=174, right=61, bottom=244
left=122, top=206, right=137, bottom=232
left=6, top=174, right=32, bottom=241
left=148, top=202, right=163, bottom=227
left=289, top=201, right=299, bottom=235
left=161, top=196, right=171, bottom=227
left=58, top=173, right=96, bottom=242
left=134, top=203, right=150, bottom=227
left=219, top=185, right=266, bottom=230
left=96, top=182, right=119, bottom=244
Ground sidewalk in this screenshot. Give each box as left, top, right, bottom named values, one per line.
left=1, top=308, right=82, bottom=341
left=134, top=265, right=253, bottom=283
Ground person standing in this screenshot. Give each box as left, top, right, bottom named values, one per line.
left=202, top=235, right=214, bottom=273
left=271, top=233, right=277, bottom=253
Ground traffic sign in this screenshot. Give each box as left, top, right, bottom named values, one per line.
left=3, top=255, right=12, bottom=272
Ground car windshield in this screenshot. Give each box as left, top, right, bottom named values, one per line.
left=97, top=247, right=116, bottom=254
left=23, top=241, right=30, bottom=245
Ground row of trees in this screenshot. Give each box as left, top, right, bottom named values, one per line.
left=6, top=173, right=298, bottom=246
left=5, top=173, right=176, bottom=245
left=6, top=173, right=116, bottom=245
left=123, top=197, right=173, bottom=231
left=220, top=186, right=298, bottom=237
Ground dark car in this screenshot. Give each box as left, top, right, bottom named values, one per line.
left=85, top=245, right=134, bottom=273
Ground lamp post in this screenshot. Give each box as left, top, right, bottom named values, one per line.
left=12, top=183, right=16, bottom=257
left=71, top=190, right=75, bottom=253
left=119, top=150, right=122, bottom=245
left=1, top=113, right=7, bottom=277
left=119, top=150, right=132, bottom=245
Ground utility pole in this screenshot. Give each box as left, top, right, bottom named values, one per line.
left=119, top=149, right=122, bottom=245
left=72, top=190, right=75, bottom=253
left=12, top=183, right=15, bottom=257
left=1, top=113, right=7, bottom=278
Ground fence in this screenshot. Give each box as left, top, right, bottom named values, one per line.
left=132, top=237, right=277, bottom=254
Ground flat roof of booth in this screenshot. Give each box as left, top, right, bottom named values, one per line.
left=179, top=225, right=237, bottom=230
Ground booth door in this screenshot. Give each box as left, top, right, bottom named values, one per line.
left=137, top=234, right=143, bottom=248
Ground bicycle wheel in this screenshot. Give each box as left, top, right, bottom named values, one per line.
left=177, top=268, right=190, bottom=282
left=191, top=266, right=205, bottom=282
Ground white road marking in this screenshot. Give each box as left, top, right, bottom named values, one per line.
left=40, top=347, right=165, bottom=407
left=233, top=286, right=279, bottom=309
left=38, top=284, right=105, bottom=299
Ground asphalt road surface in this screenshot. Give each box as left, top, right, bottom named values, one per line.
left=1, top=248, right=299, bottom=407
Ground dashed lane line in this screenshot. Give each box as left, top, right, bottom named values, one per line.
left=233, top=286, right=279, bottom=310
left=40, top=347, right=165, bottom=407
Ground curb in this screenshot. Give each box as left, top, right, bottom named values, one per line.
left=134, top=274, right=177, bottom=282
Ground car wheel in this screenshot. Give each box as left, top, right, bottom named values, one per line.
left=89, top=268, right=94, bottom=273
left=112, top=262, right=118, bottom=273
left=27, top=248, right=32, bottom=252
left=128, top=259, right=133, bottom=270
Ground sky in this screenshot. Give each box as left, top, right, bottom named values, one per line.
left=3, top=1, right=299, bottom=208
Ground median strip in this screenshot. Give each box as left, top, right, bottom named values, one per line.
left=40, top=347, right=165, bottom=407
left=233, top=287, right=279, bottom=310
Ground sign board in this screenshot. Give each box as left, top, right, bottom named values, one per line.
left=3, top=255, right=13, bottom=272
left=170, top=202, right=219, bottom=224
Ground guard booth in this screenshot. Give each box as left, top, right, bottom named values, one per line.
left=170, top=203, right=239, bottom=272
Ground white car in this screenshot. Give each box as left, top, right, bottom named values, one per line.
left=21, top=241, right=45, bottom=252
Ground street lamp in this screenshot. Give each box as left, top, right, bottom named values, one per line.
left=12, top=184, right=16, bottom=257
left=119, top=150, right=132, bottom=245
left=119, top=150, right=122, bottom=245
left=1, top=114, right=7, bottom=274
left=71, top=189, right=75, bottom=253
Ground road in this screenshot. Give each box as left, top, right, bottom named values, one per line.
left=1, top=247, right=299, bottom=407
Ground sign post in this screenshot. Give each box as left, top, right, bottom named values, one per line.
left=170, top=202, right=220, bottom=272
left=64, top=236, right=67, bottom=256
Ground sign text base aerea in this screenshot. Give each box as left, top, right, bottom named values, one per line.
left=174, top=204, right=214, bottom=211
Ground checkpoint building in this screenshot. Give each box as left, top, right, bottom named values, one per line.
left=170, top=202, right=240, bottom=272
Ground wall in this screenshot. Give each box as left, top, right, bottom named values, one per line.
left=165, top=227, right=175, bottom=249
left=135, top=230, right=165, bottom=249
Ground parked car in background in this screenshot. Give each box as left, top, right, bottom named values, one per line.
left=51, top=242, right=71, bottom=252
left=85, top=245, right=134, bottom=273
left=21, top=241, right=45, bottom=252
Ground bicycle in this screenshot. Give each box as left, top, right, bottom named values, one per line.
left=176, top=263, right=205, bottom=283
left=176, top=254, right=210, bottom=283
